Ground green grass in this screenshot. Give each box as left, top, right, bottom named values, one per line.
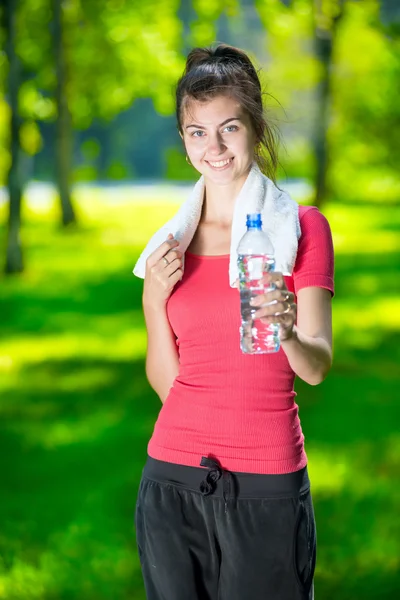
left=0, top=192, right=399, bottom=599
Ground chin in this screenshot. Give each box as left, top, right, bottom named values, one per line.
left=206, top=171, right=238, bottom=184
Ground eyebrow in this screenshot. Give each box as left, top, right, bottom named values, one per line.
left=185, top=117, right=242, bottom=130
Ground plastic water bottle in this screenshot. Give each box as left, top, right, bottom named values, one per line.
left=237, top=213, right=280, bottom=354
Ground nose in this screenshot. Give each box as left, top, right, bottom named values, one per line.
left=207, top=131, right=226, bottom=156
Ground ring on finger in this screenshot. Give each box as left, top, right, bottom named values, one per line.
left=283, top=292, right=291, bottom=302
left=162, top=256, right=169, bottom=267
left=283, top=302, right=292, bottom=314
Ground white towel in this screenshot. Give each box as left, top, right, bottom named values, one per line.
left=133, top=162, right=301, bottom=287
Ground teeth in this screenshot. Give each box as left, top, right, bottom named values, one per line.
left=209, top=158, right=232, bottom=167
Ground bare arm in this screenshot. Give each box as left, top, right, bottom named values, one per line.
left=143, top=303, right=180, bottom=403
left=251, top=277, right=333, bottom=386
left=280, top=287, right=332, bottom=385
left=141, top=233, right=183, bottom=403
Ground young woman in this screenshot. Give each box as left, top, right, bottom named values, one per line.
left=134, top=43, right=334, bottom=600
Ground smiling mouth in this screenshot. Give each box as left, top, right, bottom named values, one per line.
left=206, top=157, right=234, bottom=169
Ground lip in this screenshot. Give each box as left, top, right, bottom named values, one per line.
left=205, top=157, right=234, bottom=171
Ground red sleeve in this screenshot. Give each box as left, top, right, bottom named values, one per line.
left=293, top=205, right=335, bottom=296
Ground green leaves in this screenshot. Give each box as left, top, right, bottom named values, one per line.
left=256, top=0, right=400, bottom=201
left=63, top=0, right=185, bottom=124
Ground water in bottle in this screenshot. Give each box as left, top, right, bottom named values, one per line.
left=237, top=213, right=280, bottom=354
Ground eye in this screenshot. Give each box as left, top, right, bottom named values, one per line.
left=191, top=130, right=205, bottom=137
left=224, top=125, right=239, bottom=132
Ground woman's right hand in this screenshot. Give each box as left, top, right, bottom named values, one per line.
left=143, top=233, right=183, bottom=309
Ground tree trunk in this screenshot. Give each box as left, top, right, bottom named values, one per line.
left=312, top=0, right=344, bottom=208
left=53, top=0, right=76, bottom=226
left=4, top=0, right=23, bottom=274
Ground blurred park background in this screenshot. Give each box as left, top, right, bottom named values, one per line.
left=0, top=0, right=399, bottom=598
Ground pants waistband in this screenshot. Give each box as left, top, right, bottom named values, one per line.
left=143, top=456, right=310, bottom=512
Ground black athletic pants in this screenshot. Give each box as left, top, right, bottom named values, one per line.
left=135, top=456, right=316, bottom=600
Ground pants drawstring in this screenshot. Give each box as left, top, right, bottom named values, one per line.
left=199, top=456, right=233, bottom=513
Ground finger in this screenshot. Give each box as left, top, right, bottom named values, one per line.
left=272, top=301, right=292, bottom=316
left=251, top=289, right=294, bottom=307
left=262, top=272, right=286, bottom=290
left=279, top=302, right=294, bottom=315
left=159, top=250, right=181, bottom=270
left=255, top=301, right=297, bottom=320
left=274, top=302, right=297, bottom=316
left=170, top=267, right=184, bottom=284
left=162, top=234, right=179, bottom=251
left=165, top=256, right=183, bottom=276
left=148, top=234, right=179, bottom=266
left=254, top=303, right=284, bottom=319
left=260, top=312, right=295, bottom=326
left=280, top=291, right=294, bottom=304
left=162, top=251, right=183, bottom=271
left=270, top=294, right=295, bottom=313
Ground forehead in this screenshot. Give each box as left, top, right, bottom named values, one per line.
left=182, top=95, right=244, bottom=125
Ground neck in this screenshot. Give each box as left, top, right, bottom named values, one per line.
left=201, top=168, right=250, bottom=226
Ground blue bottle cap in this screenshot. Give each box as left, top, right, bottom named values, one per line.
left=246, top=213, right=262, bottom=228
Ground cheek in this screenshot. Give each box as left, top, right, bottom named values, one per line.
left=233, top=137, right=254, bottom=156
left=185, top=139, right=206, bottom=157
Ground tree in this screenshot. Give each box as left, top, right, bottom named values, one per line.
left=3, top=0, right=24, bottom=273
left=1, top=0, right=186, bottom=227
left=256, top=0, right=399, bottom=206
left=50, top=0, right=186, bottom=205
left=312, top=0, right=345, bottom=207
left=53, top=0, right=76, bottom=226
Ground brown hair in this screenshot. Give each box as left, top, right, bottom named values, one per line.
left=176, top=43, right=280, bottom=182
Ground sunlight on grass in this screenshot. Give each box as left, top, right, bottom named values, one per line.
left=0, top=364, right=117, bottom=395
left=1, top=189, right=399, bottom=599
left=332, top=231, right=400, bottom=253
left=324, top=203, right=400, bottom=254
left=308, top=435, right=400, bottom=500
left=333, top=295, right=400, bottom=347
left=307, top=451, right=348, bottom=494
left=0, top=329, right=146, bottom=368
left=0, top=558, right=50, bottom=599
left=0, top=521, right=138, bottom=600
left=7, top=408, right=126, bottom=449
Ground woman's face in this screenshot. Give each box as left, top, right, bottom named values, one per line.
left=180, top=95, right=257, bottom=187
